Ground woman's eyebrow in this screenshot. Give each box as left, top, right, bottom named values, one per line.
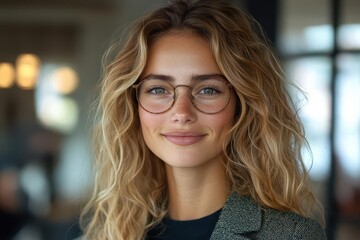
left=141, top=73, right=227, bottom=82
left=141, top=74, right=175, bottom=82
left=192, top=74, right=227, bottom=82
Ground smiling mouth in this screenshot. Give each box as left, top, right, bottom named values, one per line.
left=161, top=132, right=207, bottom=146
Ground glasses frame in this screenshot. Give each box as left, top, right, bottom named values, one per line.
left=132, top=79, right=233, bottom=114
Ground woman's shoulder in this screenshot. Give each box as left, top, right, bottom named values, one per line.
left=210, top=192, right=326, bottom=240
left=260, top=207, right=326, bottom=239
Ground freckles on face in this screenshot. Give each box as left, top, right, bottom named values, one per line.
left=138, top=31, right=237, bottom=168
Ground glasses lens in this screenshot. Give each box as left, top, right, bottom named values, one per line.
left=136, top=79, right=231, bottom=114
left=137, top=79, right=174, bottom=113
left=192, top=79, right=231, bottom=114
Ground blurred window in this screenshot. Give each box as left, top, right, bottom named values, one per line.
left=284, top=57, right=332, bottom=180
left=278, top=0, right=331, bottom=54
left=279, top=0, right=360, bottom=238
left=279, top=0, right=332, bottom=180
left=335, top=54, right=360, bottom=180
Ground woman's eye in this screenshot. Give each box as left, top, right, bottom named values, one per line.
left=147, top=86, right=169, bottom=95
left=198, top=87, right=220, bottom=95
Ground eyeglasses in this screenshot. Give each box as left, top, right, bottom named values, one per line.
left=133, top=78, right=232, bottom=114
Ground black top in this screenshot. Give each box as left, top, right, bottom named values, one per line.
left=146, top=208, right=222, bottom=240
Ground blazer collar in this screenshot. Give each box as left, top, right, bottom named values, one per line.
left=215, top=192, right=262, bottom=235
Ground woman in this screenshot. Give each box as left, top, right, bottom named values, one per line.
left=81, top=0, right=326, bottom=239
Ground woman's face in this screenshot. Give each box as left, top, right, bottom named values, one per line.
left=138, top=31, right=237, bottom=169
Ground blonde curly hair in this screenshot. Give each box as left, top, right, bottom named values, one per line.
left=81, top=0, right=323, bottom=239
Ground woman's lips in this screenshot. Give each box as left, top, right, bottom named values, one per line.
left=162, top=132, right=207, bottom=146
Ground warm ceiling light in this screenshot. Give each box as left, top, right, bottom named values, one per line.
left=51, top=66, right=79, bottom=94
left=16, top=54, right=41, bottom=90
left=0, top=63, right=15, bottom=88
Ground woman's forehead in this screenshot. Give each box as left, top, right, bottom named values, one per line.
left=141, top=31, right=221, bottom=82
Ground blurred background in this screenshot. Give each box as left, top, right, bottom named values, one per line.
left=0, top=0, right=359, bottom=239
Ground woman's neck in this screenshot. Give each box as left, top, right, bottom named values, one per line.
left=165, top=160, right=229, bottom=220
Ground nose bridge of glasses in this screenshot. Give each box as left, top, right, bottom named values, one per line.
left=173, top=84, right=193, bottom=99
left=171, top=84, right=197, bottom=112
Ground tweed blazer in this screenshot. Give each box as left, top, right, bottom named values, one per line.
left=210, top=192, right=327, bottom=240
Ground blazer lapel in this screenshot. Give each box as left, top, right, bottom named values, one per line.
left=210, top=192, right=262, bottom=240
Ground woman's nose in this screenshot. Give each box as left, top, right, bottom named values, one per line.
left=170, top=87, right=197, bottom=124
